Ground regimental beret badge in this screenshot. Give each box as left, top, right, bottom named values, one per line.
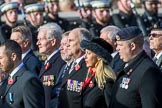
left=116, top=35, right=120, bottom=41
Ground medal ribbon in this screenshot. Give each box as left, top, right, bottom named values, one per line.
left=83, top=67, right=95, bottom=90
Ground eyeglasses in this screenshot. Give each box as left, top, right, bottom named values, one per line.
left=148, top=33, right=162, bottom=38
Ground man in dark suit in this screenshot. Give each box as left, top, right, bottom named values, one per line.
left=0, top=40, right=45, bottom=108
left=58, top=28, right=92, bottom=108
left=10, top=26, right=42, bottom=75
left=37, top=23, right=65, bottom=108
left=149, top=22, right=162, bottom=72
left=100, top=25, right=125, bottom=75
left=109, top=26, right=162, bottom=108
left=49, top=31, right=74, bottom=108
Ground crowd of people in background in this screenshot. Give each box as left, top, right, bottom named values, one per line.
left=0, top=0, right=162, bottom=108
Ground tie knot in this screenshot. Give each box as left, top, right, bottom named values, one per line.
left=153, top=57, right=157, bottom=63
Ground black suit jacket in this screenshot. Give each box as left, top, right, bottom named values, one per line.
left=39, top=51, right=65, bottom=108
left=58, top=58, right=88, bottom=108
left=0, top=77, right=8, bottom=106
left=110, top=52, right=125, bottom=75
left=23, top=50, right=42, bottom=75
left=156, top=54, right=162, bottom=72
left=109, top=51, right=162, bottom=108
left=0, top=65, right=45, bottom=108
left=83, top=78, right=114, bottom=108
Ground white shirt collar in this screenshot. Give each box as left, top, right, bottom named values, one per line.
left=155, top=52, right=162, bottom=59
left=10, top=62, right=24, bottom=78
left=111, top=51, right=118, bottom=58
left=74, top=55, right=85, bottom=64
left=45, top=49, right=59, bottom=64
left=22, top=49, right=31, bottom=60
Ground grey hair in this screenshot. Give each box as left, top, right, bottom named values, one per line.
left=78, top=28, right=92, bottom=42
left=127, top=34, right=144, bottom=49
left=100, top=25, right=121, bottom=42
left=38, top=23, right=63, bottom=45
left=12, top=26, right=32, bottom=42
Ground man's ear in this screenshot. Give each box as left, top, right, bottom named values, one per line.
left=11, top=53, right=17, bottom=61
left=130, top=42, right=136, bottom=51
left=51, top=38, right=56, bottom=46
left=23, top=39, right=29, bottom=48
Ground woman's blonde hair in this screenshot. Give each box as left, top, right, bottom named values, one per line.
left=95, top=59, right=116, bottom=89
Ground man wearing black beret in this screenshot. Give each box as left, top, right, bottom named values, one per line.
left=109, top=26, right=162, bottom=108
left=149, top=22, right=162, bottom=72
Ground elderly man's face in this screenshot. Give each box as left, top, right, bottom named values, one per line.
left=60, top=36, right=72, bottom=62
left=66, top=30, right=81, bottom=59
left=149, top=30, right=162, bottom=52
left=37, top=29, right=54, bottom=55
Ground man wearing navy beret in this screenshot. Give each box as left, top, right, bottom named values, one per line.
left=149, top=22, right=162, bottom=72
left=109, top=26, right=162, bottom=108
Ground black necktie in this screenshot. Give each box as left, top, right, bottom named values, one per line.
left=153, top=57, right=157, bottom=63
left=56, top=64, right=70, bottom=85
left=61, top=65, right=70, bottom=78
left=69, top=61, right=77, bottom=74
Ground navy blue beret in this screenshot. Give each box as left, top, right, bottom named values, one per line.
left=116, top=26, right=142, bottom=41
left=152, top=21, right=162, bottom=30
left=80, top=37, right=113, bottom=64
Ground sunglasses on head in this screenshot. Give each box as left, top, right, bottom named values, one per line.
left=148, top=33, right=162, bottom=38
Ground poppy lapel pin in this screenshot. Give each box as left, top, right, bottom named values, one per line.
left=45, top=62, right=51, bottom=71
left=75, top=64, right=80, bottom=71
left=8, top=77, right=14, bottom=85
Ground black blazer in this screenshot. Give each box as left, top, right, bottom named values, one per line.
left=156, top=54, right=162, bottom=72
left=110, top=52, right=125, bottom=75
left=39, top=51, right=65, bottom=108
left=58, top=58, right=88, bottom=108
left=109, top=51, right=162, bottom=108
left=23, top=50, right=42, bottom=75
left=83, top=77, right=114, bottom=108
left=0, top=65, right=45, bottom=108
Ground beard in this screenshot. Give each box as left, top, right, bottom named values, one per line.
left=100, top=17, right=110, bottom=24
left=61, top=53, right=72, bottom=62
left=3, top=58, right=14, bottom=74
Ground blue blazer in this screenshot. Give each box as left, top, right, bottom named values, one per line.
left=23, top=50, right=42, bottom=75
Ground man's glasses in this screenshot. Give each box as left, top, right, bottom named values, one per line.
left=148, top=33, right=162, bottom=38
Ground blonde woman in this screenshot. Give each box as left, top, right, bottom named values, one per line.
left=80, top=37, right=116, bottom=108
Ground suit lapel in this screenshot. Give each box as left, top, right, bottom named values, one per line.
left=3, top=66, right=26, bottom=97
left=157, top=54, right=162, bottom=67
left=60, top=58, right=86, bottom=87
left=22, top=50, right=33, bottom=64
left=68, top=59, right=85, bottom=79
left=39, top=51, right=60, bottom=78
left=60, top=63, right=73, bottom=87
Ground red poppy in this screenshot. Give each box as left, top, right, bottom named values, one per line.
left=75, top=64, right=80, bottom=71
left=8, top=78, right=14, bottom=85
left=45, top=62, right=51, bottom=70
